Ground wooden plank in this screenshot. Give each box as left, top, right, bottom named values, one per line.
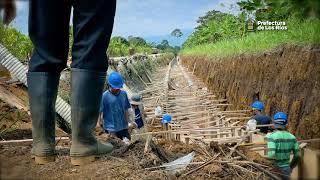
left=170, top=110, right=212, bottom=116
left=132, top=130, right=190, bottom=136
left=0, top=137, right=69, bottom=144
left=167, top=94, right=218, bottom=99
left=220, top=110, right=251, bottom=113
left=189, top=132, right=232, bottom=137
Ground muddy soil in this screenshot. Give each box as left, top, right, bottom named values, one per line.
left=182, top=45, right=320, bottom=148
left=1, top=135, right=272, bottom=180
left=0, top=140, right=170, bottom=180
left=0, top=100, right=270, bottom=180
left=0, top=82, right=32, bottom=140
left=0, top=134, right=210, bottom=180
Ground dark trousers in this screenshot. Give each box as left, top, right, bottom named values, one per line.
left=28, top=0, right=116, bottom=73
left=278, top=166, right=291, bottom=180
left=105, top=129, right=131, bottom=140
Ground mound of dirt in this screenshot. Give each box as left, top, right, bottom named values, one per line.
left=0, top=99, right=32, bottom=140
left=157, top=139, right=194, bottom=159
left=242, top=149, right=273, bottom=166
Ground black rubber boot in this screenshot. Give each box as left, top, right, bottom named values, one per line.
left=27, top=72, right=60, bottom=164
left=70, top=68, right=113, bottom=165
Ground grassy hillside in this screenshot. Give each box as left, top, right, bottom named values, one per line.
left=181, top=18, right=320, bottom=57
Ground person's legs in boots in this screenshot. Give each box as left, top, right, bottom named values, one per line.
left=28, top=0, right=71, bottom=164
left=70, top=0, right=116, bottom=165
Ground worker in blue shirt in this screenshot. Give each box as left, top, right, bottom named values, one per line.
left=250, top=101, right=272, bottom=133
left=99, top=72, right=134, bottom=140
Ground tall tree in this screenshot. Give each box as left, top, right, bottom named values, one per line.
left=156, top=39, right=170, bottom=50
left=171, top=28, right=183, bottom=38
left=128, top=36, right=147, bottom=46
left=171, top=28, right=183, bottom=46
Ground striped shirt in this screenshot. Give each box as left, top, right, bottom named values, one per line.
left=266, top=131, right=299, bottom=167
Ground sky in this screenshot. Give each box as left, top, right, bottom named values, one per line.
left=12, top=0, right=240, bottom=46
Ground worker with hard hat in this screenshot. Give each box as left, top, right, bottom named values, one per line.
left=129, top=94, right=145, bottom=130
left=250, top=101, right=272, bottom=133
left=266, top=112, right=300, bottom=180
left=128, top=94, right=147, bottom=142
left=161, top=114, right=172, bottom=138
left=99, top=72, right=134, bottom=141
left=162, top=114, right=172, bottom=124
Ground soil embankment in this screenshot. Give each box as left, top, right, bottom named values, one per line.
left=182, top=45, right=320, bottom=147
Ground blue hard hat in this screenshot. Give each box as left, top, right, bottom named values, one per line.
left=162, top=114, right=172, bottom=124
left=108, top=72, right=124, bottom=89
left=251, top=101, right=264, bottom=110
left=273, top=112, right=288, bottom=126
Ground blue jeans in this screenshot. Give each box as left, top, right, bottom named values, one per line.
left=279, top=166, right=291, bottom=180
left=28, top=0, right=116, bottom=73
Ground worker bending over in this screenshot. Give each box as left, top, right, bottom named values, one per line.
left=99, top=72, right=135, bottom=141
left=129, top=94, right=145, bottom=131
left=267, top=112, right=299, bottom=180
left=250, top=101, right=272, bottom=133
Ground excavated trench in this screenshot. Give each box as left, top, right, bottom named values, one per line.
left=0, top=54, right=280, bottom=179
left=1, top=47, right=320, bottom=179
left=181, top=45, right=320, bottom=148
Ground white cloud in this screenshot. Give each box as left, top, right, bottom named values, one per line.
left=112, top=0, right=240, bottom=37
left=16, top=1, right=28, bottom=12
left=12, top=0, right=241, bottom=37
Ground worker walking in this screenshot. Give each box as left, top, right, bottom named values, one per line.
left=267, top=112, right=300, bottom=180
left=99, top=72, right=134, bottom=141
left=3, top=0, right=117, bottom=165
left=250, top=101, right=271, bottom=133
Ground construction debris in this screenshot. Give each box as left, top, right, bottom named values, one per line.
left=136, top=58, right=282, bottom=179
left=2, top=56, right=319, bottom=179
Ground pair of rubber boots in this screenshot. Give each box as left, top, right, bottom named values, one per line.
left=27, top=69, right=113, bottom=165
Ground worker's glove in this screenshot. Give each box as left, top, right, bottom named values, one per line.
left=122, top=137, right=131, bottom=145
left=128, top=122, right=137, bottom=132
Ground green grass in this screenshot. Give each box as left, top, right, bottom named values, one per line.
left=181, top=18, right=320, bottom=57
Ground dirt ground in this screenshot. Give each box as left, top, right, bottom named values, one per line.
left=1, top=135, right=273, bottom=180
left=0, top=62, right=275, bottom=180
left=0, top=102, right=274, bottom=180
left=0, top=99, right=191, bottom=180
left=0, top=138, right=171, bottom=180
left=0, top=76, right=32, bottom=141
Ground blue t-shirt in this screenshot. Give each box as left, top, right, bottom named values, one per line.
left=253, top=114, right=271, bottom=133
left=134, top=107, right=144, bottom=129
left=253, top=114, right=271, bottom=124
left=100, top=90, right=131, bottom=132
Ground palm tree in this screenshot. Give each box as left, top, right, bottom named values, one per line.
left=171, top=28, right=183, bottom=46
